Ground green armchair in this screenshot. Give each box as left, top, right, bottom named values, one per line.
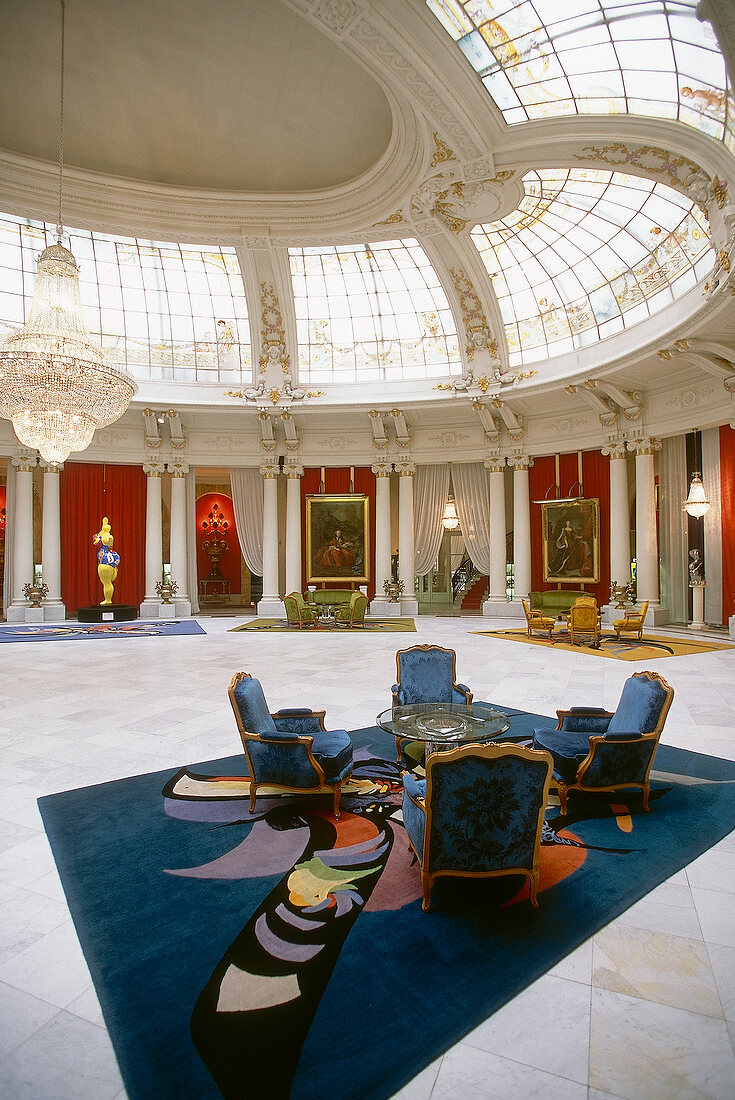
left=334, top=591, right=368, bottom=628
left=284, top=591, right=318, bottom=628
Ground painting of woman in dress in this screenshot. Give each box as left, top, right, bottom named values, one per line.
left=306, top=495, right=369, bottom=583
left=542, top=499, right=599, bottom=583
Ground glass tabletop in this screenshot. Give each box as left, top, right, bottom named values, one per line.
left=376, top=702, right=510, bottom=745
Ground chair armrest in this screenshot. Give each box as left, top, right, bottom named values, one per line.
left=403, top=773, right=426, bottom=803
left=456, top=682, right=471, bottom=694
left=557, top=707, right=612, bottom=733
left=272, top=709, right=326, bottom=734
left=604, top=731, right=643, bottom=741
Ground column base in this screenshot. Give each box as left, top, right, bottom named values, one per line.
left=601, top=603, right=631, bottom=625
left=41, top=601, right=67, bottom=622
left=139, top=599, right=162, bottom=619
left=644, top=602, right=669, bottom=626
left=5, top=603, right=53, bottom=623
left=504, top=599, right=528, bottom=621
left=482, top=598, right=511, bottom=618
left=258, top=597, right=285, bottom=618
left=400, top=597, right=419, bottom=617
left=369, top=598, right=404, bottom=617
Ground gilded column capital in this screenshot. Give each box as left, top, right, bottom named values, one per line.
left=372, top=462, right=392, bottom=477
left=39, top=459, right=64, bottom=473
left=507, top=454, right=533, bottom=471
left=602, top=442, right=628, bottom=460
left=284, top=463, right=304, bottom=479
left=168, top=461, right=190, bottom=478
left=11, top=452, right=37, bottom=473
left=143, top=460, right=165, bottom=477
left=395, top=460, right=416, bottom=477
left=627, top=437, right=662, bottom=456
left=483, top=457, right=506, bottom=474
left=259, top=460, right=279, bottom=479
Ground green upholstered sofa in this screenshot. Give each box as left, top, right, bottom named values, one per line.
left=530, top=589, right=588, bottom=616
left=306, top=588, right=358, bottom=605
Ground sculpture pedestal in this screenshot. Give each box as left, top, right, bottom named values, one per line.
left=77, top=605, right=138, bottom=623
left=689, top=583, right=705, bottom=631
left=369, top=598, right=403, bottom=618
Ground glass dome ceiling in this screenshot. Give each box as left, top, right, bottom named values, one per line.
left=471, top=168, right=712, bottom=365
left=427, top=0, right=734, bottom=151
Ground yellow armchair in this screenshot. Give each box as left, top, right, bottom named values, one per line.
left=566, top=595, right=601, bottom=648
left=522, top=599, right=556, bottom=641
left=613, top=601, right=649, bottom=642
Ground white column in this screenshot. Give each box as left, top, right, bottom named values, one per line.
left=168, top=460, right=191, bottom=617
left=258, top=460, right=284, bottom=617
left=40, top=460, right=65, bottom=621
left=601, top=442, right=632, bottom=624
left=630, top=437, right=667, bottom=624
left=285, top=463, right=304, bottom=595
left=369, top=462, right=394, bottom=616
left=397, top=460, right=418, bottom=616
left=509, top=455, right=532, bottom=618
left=140, top=459, right=165, bottom=617
left=483, top=458, right=508, bottom=617
left=6, top=452, right=37, bottom=623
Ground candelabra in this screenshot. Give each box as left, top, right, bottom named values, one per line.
left=201, top=503, right=230, bottom=582
left=610, top=580, right=636, bottom=608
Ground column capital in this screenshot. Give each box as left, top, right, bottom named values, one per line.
left=143, top=459, right=166, bottom=477
left=602, top=442, right=628, bottom=459
left=627, top=437, right=662, bottom=456
left=11, top=452, right=37, bottom=473
left=259, top=460, right=279, bottom=479
left=372, top=462, right=392, bottom=477
left=395, top=460, right=416, bottom=476
left=507, top=454, right=533, bottom=471
left=168, top=460, right=190, bottom=478
left=284, top=463, right=304, bottom=479
left=483, top=456, right=506, bottom=474
left=39, top=459, right=64, bottom=473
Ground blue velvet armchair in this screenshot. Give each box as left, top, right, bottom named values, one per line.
left=228, top=672, right=353, bottom=816
left=392, top=644, right=473, bottom=762
left=532, top=670, right=674, bottom=813
left=402, top=743, right=553, bottom=911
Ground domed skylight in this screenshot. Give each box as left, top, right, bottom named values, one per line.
left=428, top=0, right=734, bottom=151
left=471, top=168, right=712, bottom=365
left=0, top=214, right=250, bottom=383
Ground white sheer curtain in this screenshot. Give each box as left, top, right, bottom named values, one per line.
left=658, top=434, right=688, bottom=624
left=230, top=467, right=263, bottom=576
left=702, top=427, right=722, bottom=624
left=451, top=462, right=492, bottom=575
left=3, top=461, right=15, bottom=616
left=185, top=470, right=200, bottom=614
left=414, top=464, right=450, bottom=576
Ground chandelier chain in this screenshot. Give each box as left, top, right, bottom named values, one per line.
left=56, top=0, right=66, bottom=242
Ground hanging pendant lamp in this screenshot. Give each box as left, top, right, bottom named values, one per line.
left=683, top=430, right=710, bottom=519
left=0, top=0, right=136, bottom=464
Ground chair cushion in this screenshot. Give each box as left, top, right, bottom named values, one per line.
left=532, top=728, right=592, bottom=782
left=397, top=649, right=458, bottom=704
left=311, top=729, right=353, bottom=782
left=607, top=676, right=669, bottom=735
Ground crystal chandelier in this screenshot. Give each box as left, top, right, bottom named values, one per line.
left=0, top=1, right=136, bottom=464
left=442, top=493, right=459, bottom=530
left=683, top=431, right=710, bottom=519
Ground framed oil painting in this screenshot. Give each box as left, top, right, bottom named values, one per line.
left=306, top=495, right=369, bottom=584
left=542, top=498, right=600, bottom=583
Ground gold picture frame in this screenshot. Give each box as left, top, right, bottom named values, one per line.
left=306, top=495, right=370, bottom=584
left=542, top=498, right=600, bottom=583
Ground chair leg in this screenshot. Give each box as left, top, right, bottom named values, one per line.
left=529, top=867, right=540, bottom=909
left=249, top=783, right=257, bottom=813
left=557, top=782, right=568, bottom=815
left=421, top=871, right=432, bottom=911
left=642, top=784, right=650, bottom=812
left=332, top=785, right=341, bottom=819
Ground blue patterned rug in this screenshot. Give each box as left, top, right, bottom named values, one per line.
left=0, top=619, right=205, bottom=642
left=39, top=716, right=735, bottom=1100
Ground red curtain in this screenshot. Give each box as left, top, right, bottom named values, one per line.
left=60, top=463, right=146, bottom=613
left=581, top=448, right=611, bottom=605
left=301, top=467, right=376, bottom=597
left=529, top=455, right=556, bottom=592
left=721, top=425, right=735, bottom=624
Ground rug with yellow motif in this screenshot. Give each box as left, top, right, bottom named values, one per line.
left=471, top=628, right=734, bottom=660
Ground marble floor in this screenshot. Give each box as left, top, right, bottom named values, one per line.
left=0, top=612, right=734, bottom=1099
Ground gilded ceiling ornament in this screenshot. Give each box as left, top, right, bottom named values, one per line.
left=430, top=133, right=455, bottom=166
left=373, top=210, right=405, bottom=226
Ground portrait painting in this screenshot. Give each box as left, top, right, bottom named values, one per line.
left=542, top=498, right=600, bottom=583
left=306, top=495, right=369, bottom=583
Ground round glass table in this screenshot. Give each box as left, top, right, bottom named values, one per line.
left=376, top=702, right=511, bottom=755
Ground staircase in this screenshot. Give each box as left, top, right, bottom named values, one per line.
left=460, top=575, right=488, bottom=612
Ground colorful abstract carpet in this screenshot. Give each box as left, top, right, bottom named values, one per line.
left=471, top=627, right=734, bottom=660
left=0, top=619, right=206, bottom=643
left=39, top=718, right=735, bottom=1100
left=230, top=617, right=416, bottom=632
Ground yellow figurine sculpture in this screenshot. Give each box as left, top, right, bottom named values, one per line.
left=92, top=517, right=121, bottom=605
